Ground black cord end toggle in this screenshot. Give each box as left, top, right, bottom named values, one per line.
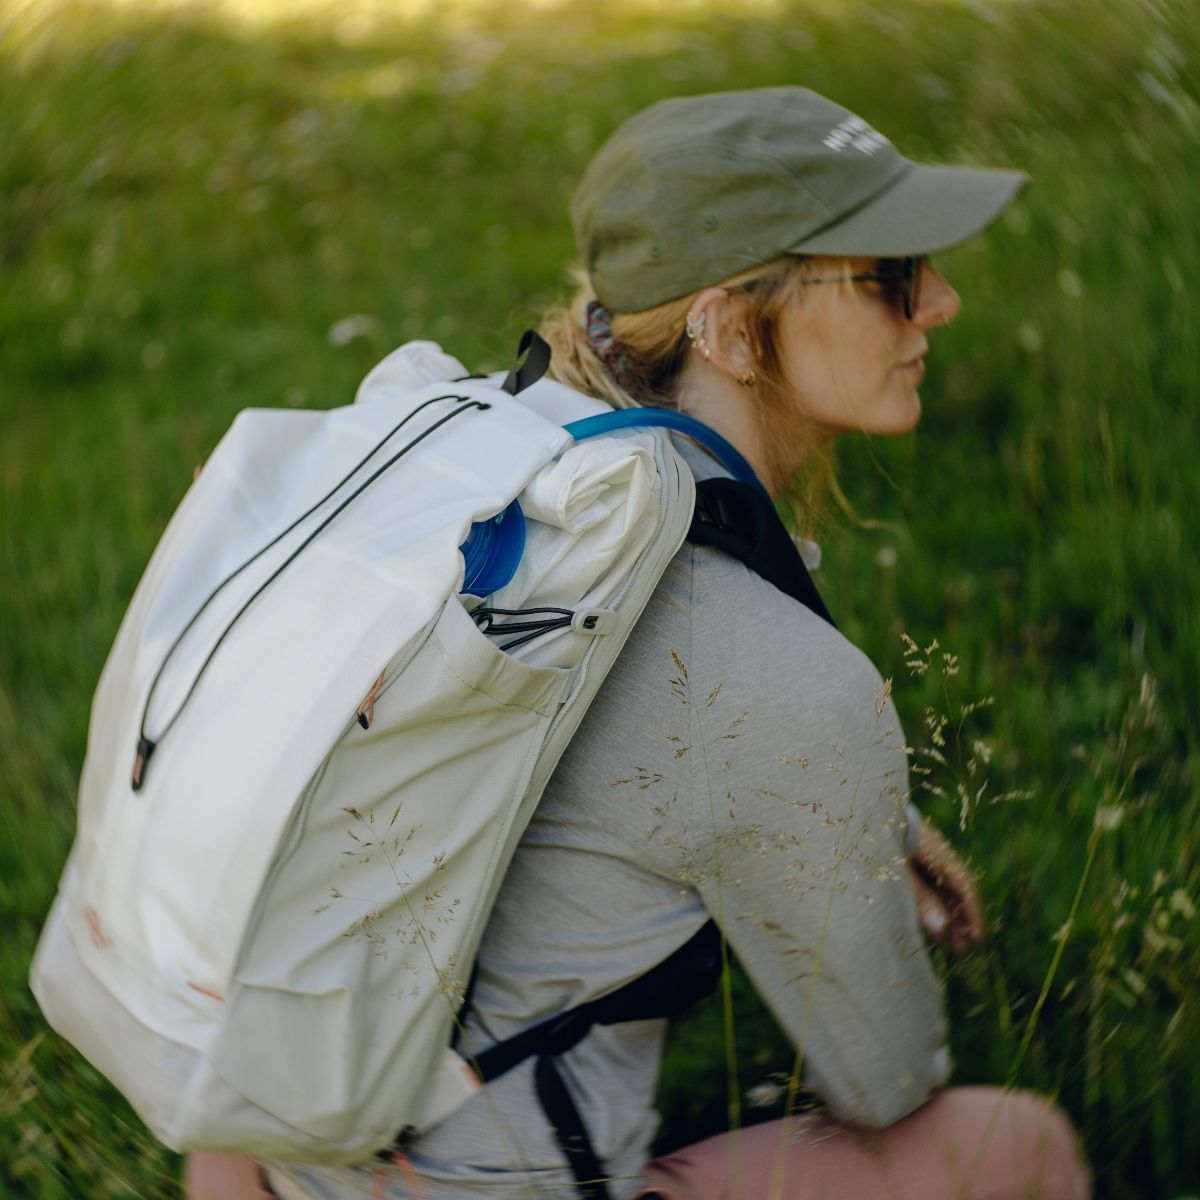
left=131, top=735, right=156, bottom=791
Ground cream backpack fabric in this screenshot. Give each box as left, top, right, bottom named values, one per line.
left=30, top=337, right=697, bottom=1164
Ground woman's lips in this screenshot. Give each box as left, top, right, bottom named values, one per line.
left=897, top=342, right=928, bottom=378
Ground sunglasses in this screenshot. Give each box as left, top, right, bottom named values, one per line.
left=805, top=255, right=927, bottom=320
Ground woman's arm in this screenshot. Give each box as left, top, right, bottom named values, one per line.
left=671, top=565, right=954, bottom=1128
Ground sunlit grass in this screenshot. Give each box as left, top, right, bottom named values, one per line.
left=2, top=0, right=794, bottom=59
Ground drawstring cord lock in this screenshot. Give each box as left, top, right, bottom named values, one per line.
left=131, top=735, right=156, bottom=791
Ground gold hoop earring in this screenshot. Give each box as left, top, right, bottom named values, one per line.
left=738, top=369, right=757, bottom=388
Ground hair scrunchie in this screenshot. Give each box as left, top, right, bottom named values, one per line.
left=584, top=299, right=626, bottom=383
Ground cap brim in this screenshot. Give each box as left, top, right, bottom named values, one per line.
left=788, top=161, right=1029, bottom=258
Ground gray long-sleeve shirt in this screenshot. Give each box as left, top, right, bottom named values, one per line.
left=268, top=443, right=948, bottom=1200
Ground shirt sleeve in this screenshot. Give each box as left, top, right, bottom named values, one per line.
left=657, top=550, right=950, bottom=1128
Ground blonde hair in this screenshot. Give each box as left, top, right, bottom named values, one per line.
left=538, top=256, right=839, bottom=538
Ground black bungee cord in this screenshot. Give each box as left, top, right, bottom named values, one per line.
left=131, top=394, right=488, bottom=790
left=472, top=605, right=576, bottom=652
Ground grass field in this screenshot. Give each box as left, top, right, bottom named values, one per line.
left=2, top=0, right=1198, bottom=1195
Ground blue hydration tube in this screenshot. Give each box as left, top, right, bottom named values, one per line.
left=460, top=407, right=767, bottom=595
left=563, top=407, right=769, bottom=498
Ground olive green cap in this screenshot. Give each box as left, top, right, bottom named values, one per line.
left=571, top=87, right=1029, bottom=313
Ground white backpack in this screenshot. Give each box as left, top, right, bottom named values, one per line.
left=30, top=336, right=702, bottom=1164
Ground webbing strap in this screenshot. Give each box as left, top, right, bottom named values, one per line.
left=535, top=1056, right=612, bottom=1200
left=501, top=330, right=552, bottom=396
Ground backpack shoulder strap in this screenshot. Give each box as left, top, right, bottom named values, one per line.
left=689, top=475, right=836, bottom=628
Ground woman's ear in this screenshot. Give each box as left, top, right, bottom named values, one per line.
left=687, top=287, right=756, bottom=383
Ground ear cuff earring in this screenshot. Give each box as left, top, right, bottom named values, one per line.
left=685, top=310, right=710, bottom=360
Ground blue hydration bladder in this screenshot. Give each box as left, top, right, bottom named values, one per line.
left=459, top=500, right=528, bottom=597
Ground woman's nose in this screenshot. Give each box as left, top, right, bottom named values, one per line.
left=915, top=262, right=962, bottom=328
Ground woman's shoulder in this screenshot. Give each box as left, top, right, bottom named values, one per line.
left=603, top=533, right=903, bottom=810
left=685, top=539, right=886, bottom=709
left=667, top=439, right=880, bottom=686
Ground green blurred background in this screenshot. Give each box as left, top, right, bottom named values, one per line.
left=1, top=0, right=1197, bottom=1195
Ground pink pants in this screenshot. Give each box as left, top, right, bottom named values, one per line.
left=635, top=1088, right=1090, bottom=1200
left=186, top=1087, right=1090, bottom=1200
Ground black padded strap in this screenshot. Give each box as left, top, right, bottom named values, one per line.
left=470, top=921, right=722, bottom=1085
left=688, top=476, right=836, bottom=629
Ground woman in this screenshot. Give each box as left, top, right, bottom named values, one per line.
left=190, top=87, right=1090, bottom=1200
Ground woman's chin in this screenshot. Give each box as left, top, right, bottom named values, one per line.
left=870, top=394, right=922, bottom=436
left=901, top=393, right=923, bottom=432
